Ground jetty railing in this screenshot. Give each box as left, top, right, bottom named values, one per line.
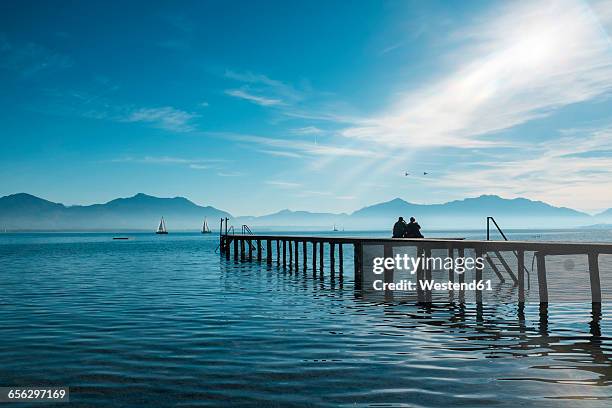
left=219, top=232, right=611, bottom=304
left=485, top=216, right=531, bottom=287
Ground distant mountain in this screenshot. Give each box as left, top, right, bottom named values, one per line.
left=596, top=208, right=612, bottom=221
left=350, top=195, right=591, bottom=229
left=0, top=192, right=602, bottom=231
left=239, top=195, right=593, bottom=230
left=0, top=193, right=231, bottom=230
left=237, top=209, right=348, bottom=228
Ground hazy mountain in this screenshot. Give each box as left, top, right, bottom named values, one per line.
left=350, top=195, right=591, bottom=229
left=0, top=193, right=231, bottom=230
left=0, top=192, right=601, bottom=231
left=237, top=209, right=349, bottom=229
left=595, top=208, right=612, bottom=222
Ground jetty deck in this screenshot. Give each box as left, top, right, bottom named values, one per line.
left=219, top=232, right=612, bottom=304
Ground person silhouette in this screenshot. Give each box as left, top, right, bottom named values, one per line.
left=392, top=217, right=407, bottom=238
left=404, top=217, right=424, bottom=238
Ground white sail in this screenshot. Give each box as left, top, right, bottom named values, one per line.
left=157, top=217, right=167, bottom=233
left=202, top=217, right=211, bottom=233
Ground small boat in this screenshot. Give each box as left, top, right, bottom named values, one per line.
left=201, top=217, right=212, bottom=234
left=333, top=224, right=339, bottom=232
left=113, top=237, right=130, bottom=240
left=156, top=217, right=168, bottom=234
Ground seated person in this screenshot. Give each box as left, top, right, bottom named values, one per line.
left=404, top=217, right=424, bottom=238
left=392, top=217, right=407, bottom=238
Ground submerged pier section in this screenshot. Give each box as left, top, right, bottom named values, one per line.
left=219, top=231, right=612, bottom=304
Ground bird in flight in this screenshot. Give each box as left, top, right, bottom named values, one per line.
left=423, top=172, right=428, bottom=175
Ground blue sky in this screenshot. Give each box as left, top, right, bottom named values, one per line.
left=1, top=0, right=612, bottom=215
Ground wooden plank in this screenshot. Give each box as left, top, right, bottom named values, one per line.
left=319, top=241, right=324, bottom=274
left=330, top=242, right=335, bottom=276
left=312, top=241, right=317, bottom=276
left=475, top=247, right=483, bottom=303
left=588, top=252, right=601, bottom=303
left=447, top=247, right=454, bottom=302
left=458, top=248, right=465, bottom=303
left=424, top=247, right=432, bottom=302
left=416, top=246, right=424, bottom=303
left=282, top=240, right=286, bottom=268
left=234, top=237, right=238, bottom=261
left=257, top=239, right=262, bottom=262
left=339, top=244, right=344, bottom=277
left=354, top=242, right=362, bottom=290
left=517, top=250, right=525, bottom=303
left=276, top=240, right=280, bottom=264
left=536, top=253, right=548, bottom=303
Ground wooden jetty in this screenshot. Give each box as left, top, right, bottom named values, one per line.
left=218, top=221, right=611, bottom=304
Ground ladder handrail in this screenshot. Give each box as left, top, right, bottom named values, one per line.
left=487, top=216, right=530, bottom=287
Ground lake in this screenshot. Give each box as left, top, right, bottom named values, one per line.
left=0, top=230, right=610, bottom=407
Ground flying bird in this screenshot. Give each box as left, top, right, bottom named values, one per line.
left=423, top=172, right=428, bottom=175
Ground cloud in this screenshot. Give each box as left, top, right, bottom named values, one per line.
left=189, top=164, right=214, bottom=170
left=124, top=106, right=198, bottom=132
left=217, top=171, right=244, bottom=177
left=428, top=126, right=612, bottom=212
left=112, top=156, right=227, bottom=167
left=257, top=149, right=304, bottom=158
left=0, top=36, right=73, bottom=77
left=291, top=126, right=324, bottom=135
left=265, top=180, right=301, bottom=188
left=222, top=133, right=381, bottom=158
left=224, top=69, right=305, bottom=107
left=339, top=0, right=612, bottom=149
left=225, top=89, right=283, bottom=106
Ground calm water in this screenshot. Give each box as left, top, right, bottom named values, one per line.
left=0, top=230, right=611, bottom=407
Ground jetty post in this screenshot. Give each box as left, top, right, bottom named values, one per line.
left=312, top=241, right=317, bottom=277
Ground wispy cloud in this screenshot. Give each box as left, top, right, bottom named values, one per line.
left=225, top=89, right=283, bottom=106
left=124, top=106, right=198, bottom=132
left=265, top=180, right=301, bottom=188
left=224, top=69, right=305, bottom=107
left=112, top=156, right=227, bottom=169
left=257, top=149, right=303, bottom=158
left=189, top=164, right=214, bottom=170
left=428, top=126, right=612, bottom=212
left=0, top=35, right=73, bottom=77
left=339, top=0, right=612, bottom=149
left=291, top=126, right=324, bottom=135
left=217, top=171, right=245, bottom=177
left=222, top=133, right=381, bottom=158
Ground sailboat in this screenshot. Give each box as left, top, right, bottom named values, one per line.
left=156, top=217, right=168, bottom=234
left=201, top=217, right=212, bottom=234
left=333, top=224, right=339, bottom=232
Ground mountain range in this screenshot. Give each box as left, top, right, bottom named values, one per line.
left=0, top=192, right=610, bottom=231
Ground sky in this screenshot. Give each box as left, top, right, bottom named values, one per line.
left=1, top=0, right=612, bottom=216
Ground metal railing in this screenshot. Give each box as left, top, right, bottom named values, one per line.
left=486, top=216, right=530, bottom=287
